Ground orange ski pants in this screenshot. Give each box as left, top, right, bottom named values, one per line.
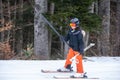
left=64, top=48, right=84, bottom=73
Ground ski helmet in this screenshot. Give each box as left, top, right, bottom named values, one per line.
left=70, top=18, right=80, bottom=25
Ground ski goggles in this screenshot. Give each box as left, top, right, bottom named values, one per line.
left=70, top=23, right=76, bottom=27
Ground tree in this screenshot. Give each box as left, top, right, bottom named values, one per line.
left=98, top=0, right=110, bottom=56
left=15, top=0, right=23, bottom=56
left=110, top=0, right=120, bottom=56
left=0, top=0, right=4, bottom=42
left=34, top=0, right=49, bottom=59
left=116, top=1, right=120, bottom=56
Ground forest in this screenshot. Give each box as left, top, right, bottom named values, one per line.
left=0, top=0, right=120, bottom=60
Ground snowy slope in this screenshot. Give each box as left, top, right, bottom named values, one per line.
left=0, top=57, right=120, bottom=80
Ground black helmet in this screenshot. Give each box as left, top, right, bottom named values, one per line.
left=70, top=18, right=80, bottom=25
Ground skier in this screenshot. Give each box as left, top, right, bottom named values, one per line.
left=57, top=18, right=87, bottom=78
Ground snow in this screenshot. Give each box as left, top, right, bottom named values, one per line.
left=0, top=57, right=120, bottom=80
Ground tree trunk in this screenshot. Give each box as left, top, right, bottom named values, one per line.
left=110, top=1, right=120, bottom=56
left=116, top=2, right=120, bottom=56
left=7, top=0, right=10, bottom=40
left=12, top=0, right=17, bottom=54
left=84, top=31, right=89, bottom=49
left=89, top=2, right=95, bottom=13
left=34, top=0, right=49, bottom=59
left=98, top=0, right=111, bottom=56
left=16, top=0, right=23, bottom=55
left=49, top=2, right=55, bottom=58
left=0, top=0, right=4, bottom=42
left=95, top=0, right=98, bottom=14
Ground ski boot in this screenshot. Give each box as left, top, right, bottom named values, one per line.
left=70, top=72, right=88, bottom=78
left=57, top=64, right=73, bottom=72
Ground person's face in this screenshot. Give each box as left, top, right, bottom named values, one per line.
left=70, top=23, right=76, bottom=29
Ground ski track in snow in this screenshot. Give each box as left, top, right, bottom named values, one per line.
left=0, top=57, right=120, bottom=80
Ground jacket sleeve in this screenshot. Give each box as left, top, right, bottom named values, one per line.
left=78, top=32, right=84, bottom=54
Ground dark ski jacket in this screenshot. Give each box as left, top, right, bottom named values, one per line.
left=64, top=28, right=84, bottom=54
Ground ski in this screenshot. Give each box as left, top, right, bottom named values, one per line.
left=53, top=76, right=99, bottom=79
left=41, top=69, right=74, bottom=73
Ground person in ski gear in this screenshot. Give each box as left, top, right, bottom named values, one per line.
left=57, top=18, right=87, bottom=78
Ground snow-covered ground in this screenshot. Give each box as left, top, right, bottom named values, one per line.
left=0, top=57, right=120, bottom=80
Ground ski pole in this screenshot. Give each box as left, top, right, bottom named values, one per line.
left=70, top=43, right=95, bottom=62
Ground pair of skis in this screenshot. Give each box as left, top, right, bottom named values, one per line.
left=41, top=69, right=99, bottom=79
